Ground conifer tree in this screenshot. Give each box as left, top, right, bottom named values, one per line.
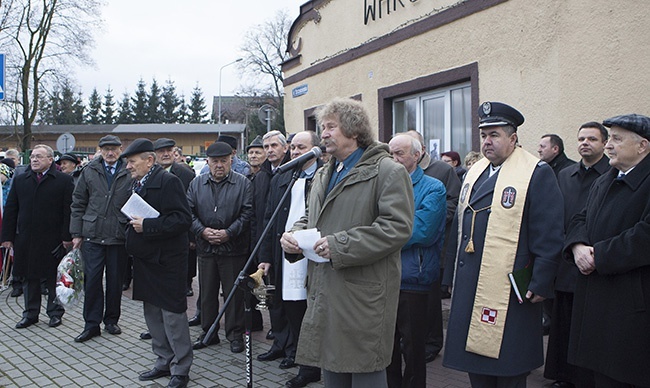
left=132, top=78, right=148, bottom=123
left=86, top=88, right=102, bottom=124
left=102, top=87, right=116, bottom=124
left=188, top=86, right=208, bottom=123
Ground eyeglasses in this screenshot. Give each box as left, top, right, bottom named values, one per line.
left=29, top=154, right=49, bottom=160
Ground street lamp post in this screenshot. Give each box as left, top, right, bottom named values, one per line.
left=218, top=58, right=243, bottom=124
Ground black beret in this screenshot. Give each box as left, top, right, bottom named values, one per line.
left=217, top=134, right=238, bottom=150
left=603, top=114, right=650, bottom=140
left=122, top=138, right=154, bottom=158
left=206, top=141, right=233, bottom=157
left=56, top=153, right=80, bottom=165
left=153, top=138, right=176, bottom=150
left=246, top=135, right=264, bottom=151
left=478, top=101, right=525, bottom=129
left=0, top=158, right=15, bottom=169
left=98, top=135, right=122, bottom=147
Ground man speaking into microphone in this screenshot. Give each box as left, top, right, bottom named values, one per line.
left=280, top=98, right=414, bottom=388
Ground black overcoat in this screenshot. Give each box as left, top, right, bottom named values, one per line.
left=564, top=153, right=650, bottom=387
left=442, top=162, right=563, bottom=376
left=126, top=165, right=192, bottom=313
left=1, top=164, right=73, bottom=279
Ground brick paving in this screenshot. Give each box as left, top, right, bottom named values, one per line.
left=0, top=284, right=552, bottom=387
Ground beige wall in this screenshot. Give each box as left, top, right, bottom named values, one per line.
left=284, top=0, right=650, bottom=160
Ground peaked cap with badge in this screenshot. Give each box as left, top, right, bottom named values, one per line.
left=478, top=102, right=525, bottom=129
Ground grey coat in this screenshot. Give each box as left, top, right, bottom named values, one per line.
left=290, top=142, right=414, bottom=373
left=443, top=162, right=563, bottom=376
left=70, top=157, right=132, bottom=245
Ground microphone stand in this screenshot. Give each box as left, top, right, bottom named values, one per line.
left=203, top=167, right=302, bottom=388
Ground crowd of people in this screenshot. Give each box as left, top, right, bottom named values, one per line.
left=0, top=96, right=648, bottom=388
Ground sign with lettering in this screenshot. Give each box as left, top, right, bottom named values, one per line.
left=364, top=0, right=419, bottom=25
left=292, top=84, right=308, bottom=98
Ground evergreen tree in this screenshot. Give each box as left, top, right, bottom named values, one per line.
left=73, top=92, right=86, bottom=124
left=177, top=95, right=188, bottom=124
left=58, top=82, right=84, bottom=124
left=117, top=92, right=134, bottom=124
left=132, top=78, right=148, bottom=123
left=38, top=88, right=61, bottom=124
left=147, top=79, right=162, bottom=123
left=161, top=79, right=181, bottom=123
left=102, top=87, right=116, bottom=124
left=188, top=85, right=208, bottom=123
left=86, top=88, right=102, bottom=124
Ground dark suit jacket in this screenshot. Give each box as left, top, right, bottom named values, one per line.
left=126, top=165, right=192, bottom=313
left=563, top=153, right=650, bottom=386
left=1, top=163, right=73, bottom=279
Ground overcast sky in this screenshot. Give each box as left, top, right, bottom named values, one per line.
left=74, top=0, right=305, bottom=105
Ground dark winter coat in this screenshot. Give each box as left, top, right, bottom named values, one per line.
left=126, top=165, right=191, bottom=313
left=548, top=152, right=575, bottom=177
left=563, top=153, right=650, bottom=387
left=249, top=159, right=272, bottom=257
left=443, top=161, right=563, bottom=376
left=554, top=156, right=610, bottom=292
left=1, top=164, right=73, bottom=279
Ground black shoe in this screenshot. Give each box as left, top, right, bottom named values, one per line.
left=48, top=316, right=62, bottom=328
left=425, top=351, right=439, bottom=363
left=15, top=317, right=38, bottom=329
left=10, top=288, right=23, bottom=297
left=257, top=349, right=285, bottom=361
left=193, top=333, right=220, bottom=350
left=188, top=314, right=201, bottom=327
left=122, top=283, right=130, bottom=291
left=186, top=288, right=193, bottom=297
left=550, top=381, right=575, bottom=388
left=167, top=375, right=190, bottom=388
left=266, top=329, right=275, bottom=340
left=279, top=357, right=296, bottom=369
left=105, top=323, right=122, bottom=335
left=140, top=331, right=152, bottom=340
left=41, top=287, right=48, bottom=295
left=74, top=327, right=101, bottom=342
left=138, top=367, right=171, bottom=381
left=286, top=374, right=321, bottom=388
left=230, top=339, right=244, bottom=353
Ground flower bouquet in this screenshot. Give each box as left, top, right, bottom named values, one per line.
left=56, top=248, right=84, bottom=307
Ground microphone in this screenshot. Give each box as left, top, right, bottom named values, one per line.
left=275, top=146, right=323, bottom=174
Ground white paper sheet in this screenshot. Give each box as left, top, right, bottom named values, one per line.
left=293, top=228, right=329, bottom=263
left=120, top=192, right=160, bottom=220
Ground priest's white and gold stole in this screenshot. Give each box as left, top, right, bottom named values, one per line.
left=456, top=147, right=538, bottom=358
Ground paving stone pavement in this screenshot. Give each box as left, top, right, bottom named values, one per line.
left=0, top=284, right=552, bottom=387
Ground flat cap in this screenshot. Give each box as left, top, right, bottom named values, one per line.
left=98, top=135, right=122, bottom=147
left=206, top=141, right=233, bottom=157
left=603, top=114, right=650, bottom=140
left=153, top=138, right=176, bottom=150
left=217, top=134, right=238, bottom=150
left=246, top=135, right=264, bottom=151
left=122, top=138, right=154, bottom=158
left=56, top=153, right=80, bottom=165
left=478, top=101, right=525, bottom=129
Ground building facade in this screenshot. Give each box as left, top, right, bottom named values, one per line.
left=281, top=0, right=650, bottom=160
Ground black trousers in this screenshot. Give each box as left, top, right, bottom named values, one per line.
left=23, top=275, right=63, bottom=319
left=285, top=300, right=320, bottom=378
left=266, top=295, right=295, bottom=357
left=387, top=291, right=428, bottom=388
left=425, top=276, right=444, bottom=356
left=82, top=242, right=127, bottom=330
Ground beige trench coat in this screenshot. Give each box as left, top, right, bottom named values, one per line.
left=291, top=142, right=414, bottom=373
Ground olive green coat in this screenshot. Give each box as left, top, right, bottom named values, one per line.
left=291, top=142, right=414, bottom=373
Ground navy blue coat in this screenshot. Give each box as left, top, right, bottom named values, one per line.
left=443, top=162, right=563, bottom=376
left=564, top=153, right=650, bottom=387
left=126, top=165, right=191, bottom=313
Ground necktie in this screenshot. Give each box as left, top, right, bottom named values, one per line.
left=106, top=165, right=114, bottom=175
left=36, top=172, right=43, bottom=183
left=106, top=165, right=115, bottom=188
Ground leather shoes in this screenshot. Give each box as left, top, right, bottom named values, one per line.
left=266, top=329, right=275, bottom=340
left=140, top=331, right=152, bottom=340
left=188, top=314, right=201, bottom=327
left=257, top=348, right=285, bottom=361
left=550, top=382, right=575, bottom=388
left=167, top=375, right=190, bottom=388
left=48, top=316, right=62, bottom=328
left=10, top=288, right=23, bottom=297
left=230, top=339, right=244, bottom=353
left=15, top=317, right=38, bottom=329
left=138, top=367, right=171, bottom=381
left=425, top=351, right=439, bottom=363
left=279, top=357, right=296, bottom=369
left=105, top=323, right=122, bottom=335
left=193, top=333, right=220, bottom=350
left=122, top=283, right=130, bottom=291
left=74, top=327, right=101, bottom=342
left=286, top=374, right=321, bottom=387
left=186, top=288, right=193, bottom=297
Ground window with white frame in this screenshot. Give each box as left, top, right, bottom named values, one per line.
left=393, top=83, right=472, bottom=160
